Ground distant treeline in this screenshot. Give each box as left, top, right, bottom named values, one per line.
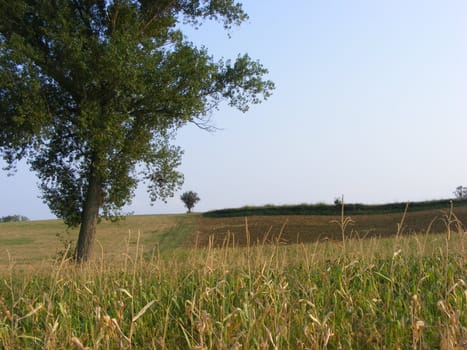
left=203, top=198, right=467, bottom=218
left=0, top=215, right=30, bottom=223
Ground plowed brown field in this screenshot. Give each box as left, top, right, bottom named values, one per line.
left=189, top=206, right=467, bottom=247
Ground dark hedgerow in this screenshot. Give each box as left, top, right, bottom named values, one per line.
left=203, top=198, right=467, bottom=217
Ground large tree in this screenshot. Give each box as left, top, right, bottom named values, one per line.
left=0, top=0, right=274, bottom=262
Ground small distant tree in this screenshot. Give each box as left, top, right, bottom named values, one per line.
left=0, top=215, right=29, bottom=223
left=180, top=191, right=200, bottom=213
left=453, top=186, right=467, bottom=199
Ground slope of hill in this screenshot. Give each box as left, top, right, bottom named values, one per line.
left=2, top=200, right=466, bottom=265
left=193, top=205, right=467, bottom=247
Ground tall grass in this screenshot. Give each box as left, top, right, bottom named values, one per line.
left=0, top=224, right=465, bottom=349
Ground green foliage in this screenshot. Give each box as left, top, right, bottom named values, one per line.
left=203, top=198, right=467, bottom=217
left=0, top=1, right=273, bottom=259
left=0, top=214, right=29, bottom=223
left=0, top=1, right=273, bottom=221
left=180, top=190, right=201, bottom=212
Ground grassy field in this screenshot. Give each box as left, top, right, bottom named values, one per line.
left=0, top=214, right=190, bottom=266
left=2, top=204, right=466, bottom=265
left=0, top=207, right=466, bottom=349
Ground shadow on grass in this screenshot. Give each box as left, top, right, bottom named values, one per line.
left=0, top=237, right=34, bottom=246
left=147, top=215, right=195, bottom=252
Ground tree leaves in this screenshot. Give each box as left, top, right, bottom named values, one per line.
left=180, top=190, right=200, bottom=212
left=0, top=0, right=274, bottom=227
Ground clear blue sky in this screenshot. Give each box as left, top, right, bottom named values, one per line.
left=1, top=0, right=467, bottom=220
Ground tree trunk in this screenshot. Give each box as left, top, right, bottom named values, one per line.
left=75, top=170, right=103, bottom=263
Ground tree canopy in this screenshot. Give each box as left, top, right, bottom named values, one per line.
left=0, top=0, right=274, bottom=261
left=453, top=186, right=467, bottom=199
left=180, top=190, right=200, bottom=213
